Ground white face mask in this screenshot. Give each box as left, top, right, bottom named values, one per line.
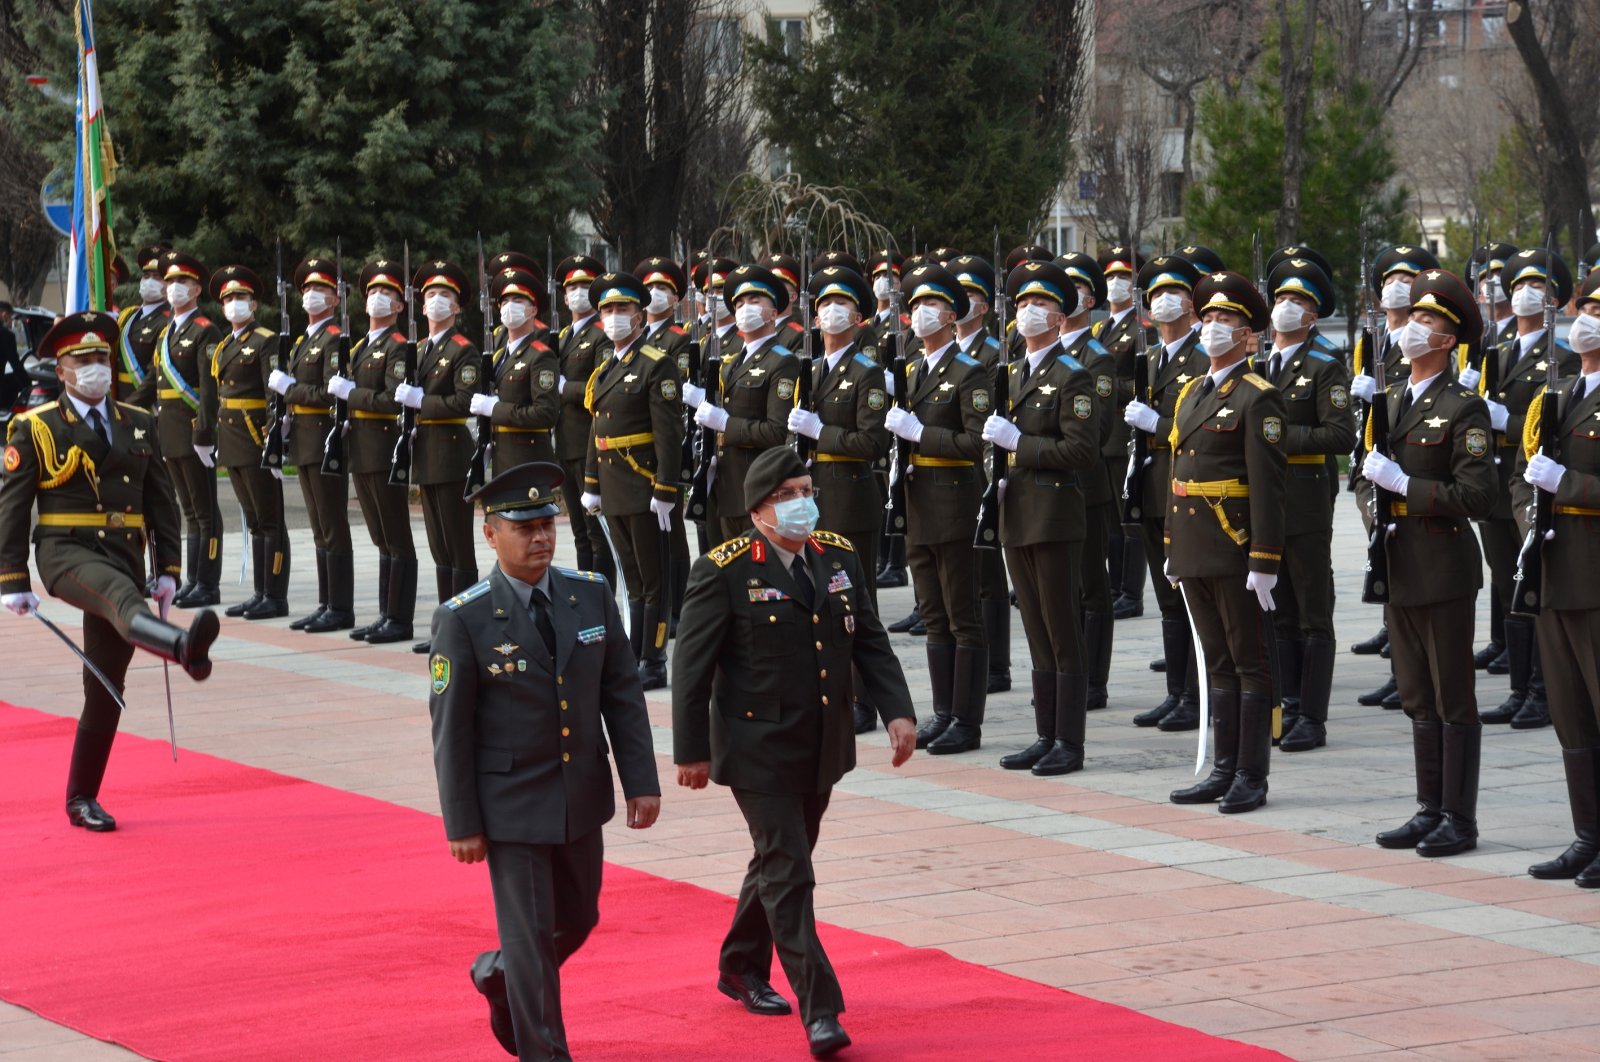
left=1149, top=291, right=1187, bottom=323
left=1511, top=283, right=1547, bottom=319
left=139, top=277, right=165, bottom=302
left=423, top=293, right=455, bottom=322
left=1567, top=313, right=1600, bottom=355
left=1399, top=319, right=1448, bottom=361
left=647, top=288, right=672, bottom=316
left=565, top=288, right=592, bottom=315
left=302, top=289, right=332, bottom=316
left=1106, top=277, right=1133, bottom=305
left=1015, top=303, right=1056, bottom=338
left=1480, top=276, right=1506, bottom=304
left=734, top=303, right=769, bottom=335
left=817, top=303, right=855, bottom=336
left=1199, top=320, right=1242, bottom=355
left=872, top=275, right=893, bottom=300
left=1379, top=276, right=1412, bottom=310
left=223, top=298, right=254, bottom=326
left=166, top=281, right=195, bottom=308
left=1270, top=300, right=1309, bottom=333
left=365, top=292, right=395, bottom=319
left=910, top=303, right=947, bottom=338
left=601, top=311, right=636, bottom=343
left=705, top=294, right=727, bottom=320
left=499, top=301, right=530, bottom=329
left=70, top=362, right=113, bottom=401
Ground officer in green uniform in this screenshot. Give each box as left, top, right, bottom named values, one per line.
left=113, top=243, right=171, bottom=406
left=856, top=249, right=905, bottom=366
left=552, top=254, right=615, bottom=589
left=578, top=271, right=683, bottom=691
left=984, top=261, right=1099, bottom=775
left=761, top=253, right=812, bottom=352
left=672, top=446, right=915, bottom=1061
left=330, top=259, right=418, bottom=645
left=1094, top=245, right=1152, bottom=620
left=636, top=256, right=695, bottom=631
left=271, top=256, right=353, bottom=632
left=428, top=461, right=660, bottom=1062
left=1361, top=269, right=1495, bottom=857
left=0, top=312, right=220, bottom=832
left=488, top=250, right=553, bottom=344
left=205, top=264, right=291, bottom=620
left=475, top=267, right=560, bottom=473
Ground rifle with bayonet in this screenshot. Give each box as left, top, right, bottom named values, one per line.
left=1348, top=223, right=1382, bottom=492
left=794, top=229, right=815, bottom=461
left=685, top=252, right=720, bottom=523
left=1360, top=297, right=1395, bottom=604
left=261, top=238, right=289, bottom=470
left=884, top=254, right=910, bottom=536
left=464, top=233, right=494, bottom=498
left=1121, top=274, right=1152, bottom=522
left=974, top=231, right=1007, bottom=549
left=322, top=237, right=350, bottom=474
left=1511, top=231, right=1563, bottom=616
left=388, top=243, right=417, bottom=486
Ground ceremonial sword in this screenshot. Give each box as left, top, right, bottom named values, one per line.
left=32, top=607, right=127, bottom=716
left=1175, top=580, right=1211, bottom=775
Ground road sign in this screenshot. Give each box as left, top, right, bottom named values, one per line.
left=41, top=170, right=71, bottom=238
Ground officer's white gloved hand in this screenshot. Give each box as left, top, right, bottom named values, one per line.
left=649, top=497, right=673, bottom=531
left=326, top=374, right=356, bottom=400
left=682, top=382, right=706, bottom=408
left=394, top=383, right=424, bottom=410
left=1485, top=399, right=1509, bottom=431
left=787, top=407, right=823, bottom=439
left=1123, top=399, right=1158, bottom=433
left=1525, top=452, right=1567, bottom=493
left=2, top=591, right=40, bottom=616
left=1350, top=374, right=1377, bottom=402
left=469, top=393, right=498, bottom=417
left=885, top=407, right=924, bottom=442
left=580, top=491, right=602, bottom=513
left=1457, top=367, right=1481, bottom=391
left=1360, top=450, right=1409, bottom=495
left=193, top=443, right=215, bottom=468
left=152, top=575, right=178, bottom=619
left=267, top=369, right=294, bottom=396
left=982, top=414, right=1021, bottom=451
left=1246, top=571, right=1278, bottom=611
left=694, top=402, right=729, bottom=432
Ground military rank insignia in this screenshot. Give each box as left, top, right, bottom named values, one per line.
left=1465, top=427, right=1488, bottom=456
left=430, top=654, right=451, bottom=694
left=1262, top=416, right=1283, bottom=444
left=1073, top=395, right=1093, bottom=420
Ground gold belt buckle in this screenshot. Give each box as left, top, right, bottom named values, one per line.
left=1172, top=481, right=1188, bottom=497
left=106, top=512, right=125, bottom=528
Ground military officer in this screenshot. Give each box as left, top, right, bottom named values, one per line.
left=429, top=462, right=660, bottom=1062
left=487, top=250, right=552, bottom=343
left=760, top=252, right=812, bottom=351
left=672, top=446, right=915, bottom=1061
left=113, top=243, right=171, bottom=406
left=1123, top=254, right=1207, bottom=731
left=329, top=259, right=418, bottom=645
left=473, top=267, right=560, bottom=473
left=1360, top=269, right=1495, bottom=857
left=984, top=261, right=1099, bottom=775
left=1515, top=268, right=1600, bottom=885
left=0, top=312, right=220, bottom=832
left=637, top=255, right=695, bottom=630
left=204, top=264, right=291, bottom=620
left=856, top=249, right=906, bottom=365
left=786, top=264, right=892, bottom=734
left=270, top=256, right=353, bottom=633
left=578, top=271, right=683, bottom=690
left=1467, top=242, right=1520, bottom=347
left=682, top=255, right=740, bottom=558
left=1258, top=253, right=1354, bottom=751
left=1165, top=272, right=1287, bottom=814
left=552, top=254, right=615, bottom=588
left=1094, top=244, right=1152, bottom=621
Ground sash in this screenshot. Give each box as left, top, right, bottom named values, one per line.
left=157, top=324, right=202, bottom=411
left=117, top=307, right=146, bottom=386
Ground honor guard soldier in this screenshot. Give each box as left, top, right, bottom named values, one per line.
left=270, top=256, right=353, bottom=632
left=1514, top=269, right=1600, bottom=885
left=428, top=461, right=660, bottom=1061
left=760, top=253, right=812, bottom=351
left=682, top=255, right=740, bottom=559
left=396, top=259, right=484, bottom=653
left=672, top=446, right=915, bottom=1061
left=0, top=313, right=220, bottom=831
left=786, top=264, right=893, bottom=734
left=488, top=250, right=551, bottom=342
left=577, top=272, right=683, bottom=691
left=983, top=261, right=1100, bottom=775
left=1166, top=271, right=1287, bottom=814
left=132, top=251, right=224, bottom=608
left=857, top=249, right=906, bottom=365
left=1000, top=244, right=1053, bottom=359
left=1359, top=269, right=1495, bottom=856
left=205, top=264, right=291, bottom=619
left=1258, top=252, right=1354, bottom=751
left=636, top=255, right=694, bottom=632
left=474, top=267, right=560, bottom=472
left=329, top=260, right=418, bottom=645
left=886, top=262, right=992, bottom=754
left=1467, top=242, right=1520, bottom=347
left=1465, top=248, right=1575, bottom=731
left=114, top=243, right=171, bottom=405
left=1055, top=252, right=1121, bottom=712
left=1094, top=244, right=1153, bottom=620
left=684, top=263, right=802, bottom=543
left=1174, top=244, right=1227, bottom=275
left=552, top=254, right=615, bottom=588
left=1123, top=253, right=1208, bottom=731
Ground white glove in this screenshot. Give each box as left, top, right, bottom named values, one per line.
left=270, top=468, right=283, bottom=482
left=1123, top=399, right=1159, bottom=434
left=885, top=406, right=924, bottom=442
left=1457, top=367, right=1481, bottom=391
left=883, top=369, right=896, bottom=397
left=580, top=491, right=602, bottom=513
left=193, top=443, right=215, bottom=468
left=1246, top=570, right=1278, bottom=611
left=694, top=401, right=729, bottom=432
left=787, top=407, right=823, bottom=440
left=1525, top=452, right=1567, bottom=493
left=1350, top=374, right=1377, bottom=402
left=152, top=574, right=177, bottom=619
left=1361, top=450, right=1410, bottom=495
left=1485, top=399, right=1509, bottom=431
left=394, top=383, right=424, bottom=410
left=558, top=374, right=568, bottom=392
left=2, top=591, right=39, bottom=616
left=267, top=369, right=294, bottom=395
left=649, top=497, right=673, bottom=531
left=982, top=414, right=1021, bottom=451
left=469, top=393, right=499, bottom=417
left=682, top=382, right=706, bottom=407
left=327, top=374, right=356, bottom=400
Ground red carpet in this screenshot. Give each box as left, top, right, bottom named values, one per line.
left=0, top=702, right=1283, bottom=1060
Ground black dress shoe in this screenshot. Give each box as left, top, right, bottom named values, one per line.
left=1357, top=676, right=1396, bottom=706
left=1133, top=695, right=1178, bottom=727
left=1376, top=811, right=1441, bottom=849
left=470, top=951, right=517, bottom=1056
left=852, top=702, right=877, bottom=734
left=289, top=606, right=326, bottom=631
left=412, top=639, right=432, bottom=654
left=1111, top=593, right=1144, bottom=619
left=1510, top=692, right=1550, bottom=730
left=67, top=796, right=116, bottom=832
left=986, top=670, right=1011, bottom=694
left=1149, top=656, right=1166, bottom=672
left=1031, top=740, right=1082, bottom=776
left=999, top=737, right=1053, bottom=770
left=716, top=973, right=791, bottom=1016
left=638, top=659, right=668, bottom=691
left=1473, top=641, right=1505, bottom=669
left=1350, top=627, right=1388, bottom=655
left=241, top=597, right=289, bottom=620
left=1157, top=699, right=1200, bottom=731
left=806, top=1016, right=851, bottom=1058
left=362, top=619, right=414, bottom=645
left=926, top=721, right=980, bottom=755
left=225, top=593, right=263, bottom=618
left=1485, top=648, right=1510, bottom=675
left=177, top=584, right=220, bottom=608
left=875, top=567, right=907, bottom=589
left=1218, top=772, right=1267, bottom=814
left=908, top=617, right=927, bottom=636
left=914, top=715, right=951, bottom=748
left=304, top=608, right=356, bottom=633
left=1480, top=691, right=1524, bottom=724
left=1379, top=640, right=1390, bottom=659
left=1171, top=769, right=1232, bottom=804
left=1416, top=813, right=1477, bottom=857
left=1278, top=717, right=1326, bottom=752
left=887, top=608, right=920, bottom=634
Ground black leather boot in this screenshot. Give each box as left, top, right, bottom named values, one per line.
left=1157, top=651, right=1202, bottom=732
left=307, top=551, right=357, bottom=632
left=1171, top=689, right=1238, bottom=804
left=1481, top=614, right=1532, bottom=723
left=1530, top=747, right=1600, bottom=879
left=888, top=603, right=921, bottom=634
left=876, top=534, right=907, bottom=588
left=1135, top=618, right=1187, bottom=726
left=365, top=557, right=417, bottom=644
left=226, top=536, right=266, bottom=617
left=1084, top=610, right=1112, bottom=711
left=291, top=548, right=329, bottom=629
left=242, top=534, right=290, bottom=619
left=1033, top=672, right=1086, bottom=776
left=1377, top=719, right=1444, bottom=848
left=1510, top=646, right=1551, bottom=729
left=1000, top=670, right=1055, bottom=770
left=171, top=534, right=200, bottom=607
left=1219, top=691, right=1271, bottom=813
left=1416, top=722, right=1480, bottom=857
left=1358, top=673, right=1397, bottom=707
left=1273, top=635, right=1304, bottom=746
left=1280, top=635, right=1332, bottom=752
left=639, top=604, right=668, bottom=690
left=1474, top=594, right=1504, bottom=668
left=983, top=595, right=1011, bottom=694
left=66, top=725, right=119, bottom=831
left=928, top=645, right=985, bottom=754
left=915, top=642, right=955, bottom=748
left=1349, top=624, right=1387, bottom=655
left=129, top=609, right=220, bottom=682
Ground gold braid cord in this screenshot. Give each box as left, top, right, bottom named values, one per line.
left=1523, top=389, right=1545, bottom=463
left=29, top=416, right=99, bottom=497
left=1167, top=375, right=1203, bottom=452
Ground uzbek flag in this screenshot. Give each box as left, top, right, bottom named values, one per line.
left=66, top=0, right=118, bottom=313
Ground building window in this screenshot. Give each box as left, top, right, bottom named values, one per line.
left=700, top=18, right=742, bottom=77
left=770, top=17, right=806, bottom=56
left=1159, top=172, right=1185, bottom=219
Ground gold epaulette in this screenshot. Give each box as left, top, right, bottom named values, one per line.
left=809, top=530, right=855, bottom=552
left=554, top=566, right=603, bottom=582
left=254, top=326, right=273, bottom=339
left=1523, top=388, right=1545, bottom=462
left=1243, top=372, right=1272, bottom=391
left=639, top=344, right=666, bottom=361
left=708, top=536, right=752, bottom=567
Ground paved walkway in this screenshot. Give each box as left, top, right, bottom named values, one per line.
left=4, top=482, right=1599, bottom=1060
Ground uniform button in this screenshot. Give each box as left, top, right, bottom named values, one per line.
left=812, top=615, right=820, bottom=624
left=821, top=696, right=829, bottom=705
left=820, top=669, right=828, bottom=679
left=95, top=503, right=103, bottom=512
left=1188, top=507, right=1196, bottom=515
left=561, top=727, right=570, bottom=737
left=814, top=641, right=822, bottom=651
left=1172, top=505, right=1178, bottom=513
left=556, top=676, right=563, bottom=685
left=561, top=752, right=570, bottom=763
left=97, top=530, right=106, bottom=539
left=560, top=699, right=568, bottom=709
left=745, top=711, right=754, bottom=719
left=769, top=615, right=777, bottom=623
left=122, top=475, right=130, bottom=483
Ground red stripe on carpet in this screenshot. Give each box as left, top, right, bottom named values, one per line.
left=0, top=702, right=1283, bottom=1060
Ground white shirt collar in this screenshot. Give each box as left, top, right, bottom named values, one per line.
left=1026, top=341, right=1058, bottom=374
left=1519, top=328, right=1547, bottom=355
left=921, top=340, right=955, bottom=369
left=1208, top=358, right=1247, bottom=387
left=1408, top=372, right=1443, bottom=401
left=172, top=307, right=196, bottom=330
left=1272, top=341, right=1302, bottom=361
left=1060, top=325, right=1091, bottom=349
left=66, top=391, right=110, bottom=423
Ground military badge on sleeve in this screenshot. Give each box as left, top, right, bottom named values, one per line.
left=391, top=360, right=408, bottom=379
left=1465, top=427, right=1488, bottom=456
left=1073, top=395, right=1093, bottom=419
left=1330, top=385, right=1349, bottom=409
left=3, top=445, right=19, bottom=473
left=776, top=378, right=795, bottom=400
left=538, top=369, right=556, bottom=391
left=1262, top=416, right=1283, bottom=444
left=661, top=378, right=678, bottom=401
left=1096, top=375, right=1113, bottom=397
left=867, top=389, right=886, bottom=411
left=430, top=654, right=451, bottom=694
left=461, top=363, right=479, bottom=386
left=972, top=389, right=991, bottom=413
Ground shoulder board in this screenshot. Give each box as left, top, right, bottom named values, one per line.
left=638, top=345, right=666, bottom=361
left=851, top=352, right=876, bottom=369
left=1554, top=338, right=1574, bottom=353
left=953, top=352, right=980, bottom=367
left=16, top=401, right=58, bottom=422
left=1055, top=353, right=1086, bottom=372
left=708, top=536, right=753, bottom=567
left=114, top=401, right=151, bottom=418
left=117, top=306, right=137, bottom=327
left=1306, top=348, right=1337, bottom=363
left=254, top=327, right=273, bottom=339
left=766, top=345, right=794, bottom=359
left=1309, top=333, right=1339, bottom=353
left=1005, top=319, right=1018, bottom=335
left=668, top=324, right=686, bottom=335
left=493, top=324, right=506, bottom=339
left=194, top=315, right=213, bottom=328
left=808, top=530, right=855, bottom=553
left=444, top=580, right=492, bottom=610
left=1086, top=338, right=1111, bottom=358
left=1243, top=372, right=1272, bottom=391
left=452, top=334, right=471, bottom=347
left=554, top=566, right=604, bottom=582
left=1449, top=380, right=1476, bottom=398
left=327, top=325, right=342, bottom=337
left=982, top=335, right=1001, bottom=352
left=531, top=339, right=552, bottom=353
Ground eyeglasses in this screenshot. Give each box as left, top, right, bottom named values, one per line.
left=769, top=487, right=819, bottom=503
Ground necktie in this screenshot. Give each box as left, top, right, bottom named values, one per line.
left=1201, top=376, right=1215, bottom=397
left=1394, top=388, right=1412, bottom=424
left=88, top=407, right=110, bottom=448
left=1268, top=353, right=1282, bottom=383
left=1571, top=378, right=1588, bottom=406
left=1156, top=345, right=1170, bottom=377
left=1018, top=357, right=1032, bottom=386
left=790, top=556, right=814, bottom=611
left=530, top=587, right=557, bottom=659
